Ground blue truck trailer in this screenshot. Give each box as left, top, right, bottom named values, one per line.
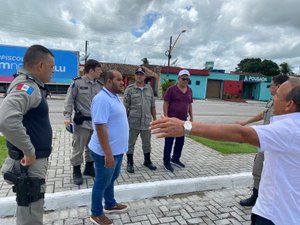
left=0, top=44, right=79, bottom=93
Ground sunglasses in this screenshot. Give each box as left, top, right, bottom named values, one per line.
left=181, top=78, right=190, bottom=81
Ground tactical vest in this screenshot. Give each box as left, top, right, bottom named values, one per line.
left=7, top=81, right=52, bottom=159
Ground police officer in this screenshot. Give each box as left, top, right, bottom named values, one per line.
left=64, top=59, right=103, bottom=185
left=123, top=67, right=157, bottom=173
left=237, top=74, right=289, bottom=207
left=0, top=45, right=54, bottom=225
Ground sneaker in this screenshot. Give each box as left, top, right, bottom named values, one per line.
left=104, top=203, right=129, bottom=214
left=90, top=215, right=113, bottom=225
left=171, top=159, right=185, bottom=168
left=164, top=163, right=174, bottom=172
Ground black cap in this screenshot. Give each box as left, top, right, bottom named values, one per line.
left=135, top=67, right=145, bottom=75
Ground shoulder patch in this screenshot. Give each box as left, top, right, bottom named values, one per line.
left=16, top=84, right=34, bottom=95
left=69, top=82, right=75, bottom=88
left=73, top=77, right=82, bottom=81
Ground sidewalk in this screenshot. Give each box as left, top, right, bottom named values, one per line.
left=1, top=188, right=252, bottom=225
left=0, top=126, right=255, bottom=198
left=0, top=126, right=255, bottom=223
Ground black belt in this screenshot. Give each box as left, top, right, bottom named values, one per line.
left=83, top=116, right=92, bottom=121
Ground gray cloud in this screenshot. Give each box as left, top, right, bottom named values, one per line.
left=0, top=0, right=299, bottom=72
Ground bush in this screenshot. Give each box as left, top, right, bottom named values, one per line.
left=161, top=79, right=175, bottom=96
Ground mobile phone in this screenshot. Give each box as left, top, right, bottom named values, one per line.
left=66, top=123, right=74, bottom=133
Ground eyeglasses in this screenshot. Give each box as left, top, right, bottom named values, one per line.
left=181, top=78, right=190, bottom=81
left=267, top=84, right=277, bottom=88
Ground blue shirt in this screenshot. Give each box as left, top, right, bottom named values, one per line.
left=88, top=87, right=129, bottom=156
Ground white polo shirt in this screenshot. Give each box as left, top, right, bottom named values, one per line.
left=251, top=112, right=300, bottom=225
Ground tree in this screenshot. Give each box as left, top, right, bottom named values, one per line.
left=141, top=58, right=149, bottom=65
left=236, top=58, right=280, bottom=76
left=260, top=59, right=280, bottom=76
left=236, top=58, right=262, bottom=73
left=280, top=62, right=293, bottom=75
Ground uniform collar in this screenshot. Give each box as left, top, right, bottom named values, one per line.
left=82, top=75, right=95, bottom=83
left=18, top=68, right=45, bottom=88
left=133, top=82, right=147, bottom=89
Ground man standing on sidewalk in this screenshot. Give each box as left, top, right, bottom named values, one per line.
left=88, top=70, right=129, bottom=225
left=151, top=78, right=300, bottom=225
left=64, top=59, right=103, bottom=185
left=123, top=67, right=157, bottom=173
left=163, top=69, right=193, bottom=172
left=237, top=74, right=289, bottom=207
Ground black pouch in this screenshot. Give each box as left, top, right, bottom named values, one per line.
left=73, top=111, right=84, bottom=125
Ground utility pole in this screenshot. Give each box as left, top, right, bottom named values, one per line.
left=84, top=40, right=88, bottom=64
left=165, top=30, right=186, bottom=77
left=167, top=36, right=172, bottom=77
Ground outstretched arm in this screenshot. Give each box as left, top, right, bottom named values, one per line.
left=236, top=112, right=263, bottom=126
left=150, top=117, right=260, bottom=147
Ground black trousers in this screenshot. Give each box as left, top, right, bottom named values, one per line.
left=251, top=214, right=275, bottom=225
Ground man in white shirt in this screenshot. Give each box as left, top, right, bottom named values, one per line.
left=150, top=78, right=300, bottom=225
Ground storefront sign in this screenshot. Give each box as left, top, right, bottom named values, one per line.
left=241, top=75, right=269, bottom=82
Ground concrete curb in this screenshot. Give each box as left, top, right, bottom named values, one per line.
left=0, top=172, right=251, bottom=217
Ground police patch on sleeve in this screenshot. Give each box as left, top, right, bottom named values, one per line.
left=16, top=84, right=34, bottom=95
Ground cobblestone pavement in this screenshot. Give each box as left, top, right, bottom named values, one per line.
left=0, top=98, right=257, bottom=224
left=0, top=125, right=255, bottom=197
left=0, top=188, right=253, bottom=225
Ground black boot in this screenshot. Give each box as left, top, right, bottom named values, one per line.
left=143, top=152, right=157, bottom=170
left=83, top=161, right=95, bottom=177
left=240, top=188, right=258, bottom=207
left=73, top=165, right=83, bottom=185
left=127, top=154, right=134, bottom=173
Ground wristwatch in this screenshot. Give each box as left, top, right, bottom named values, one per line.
left=184, top=121, right=192, bottom=136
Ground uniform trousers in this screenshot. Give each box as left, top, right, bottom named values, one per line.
left=1, top=157, right=48, bottom=225
left=127, top=128, right=151, bottom=154
left=71, top=126, right=93, bottom=166
left=253, top=151, right=264, bottom=189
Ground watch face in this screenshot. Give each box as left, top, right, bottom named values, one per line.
left=184, top=121, right=192, bottom=130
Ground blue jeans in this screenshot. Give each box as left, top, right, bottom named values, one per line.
left=163, top=136, right=185, bottom=164
left=90, top=150, right=124, bottom=216
left=251, top=214, right=275, bottom=225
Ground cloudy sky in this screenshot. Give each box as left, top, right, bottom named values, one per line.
left=0, top=0, right=300, bottom=73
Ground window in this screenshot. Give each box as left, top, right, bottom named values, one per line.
left=196, top=81, right=200, bottom=85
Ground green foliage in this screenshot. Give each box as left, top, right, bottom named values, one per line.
left=141, top=57, right=149, bottom=65
left=280, top=62, right=294, bottom=75
left=0, top=136, right=8, bottom=168
left=236, top=58, right=280, bottom=76
left=236, top=58, right=262, bottom=73
left=260, top=59, right=280, bottom=76
left=161, top=79, right=175, bottom=96
left=190, top=136, right=257, bottom=154
left=223, top=93, right=241, bottom=100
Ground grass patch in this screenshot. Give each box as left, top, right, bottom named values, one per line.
left=190, top=136, right=257, bottom=154
left=0, top=136, right=8, bottom=168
